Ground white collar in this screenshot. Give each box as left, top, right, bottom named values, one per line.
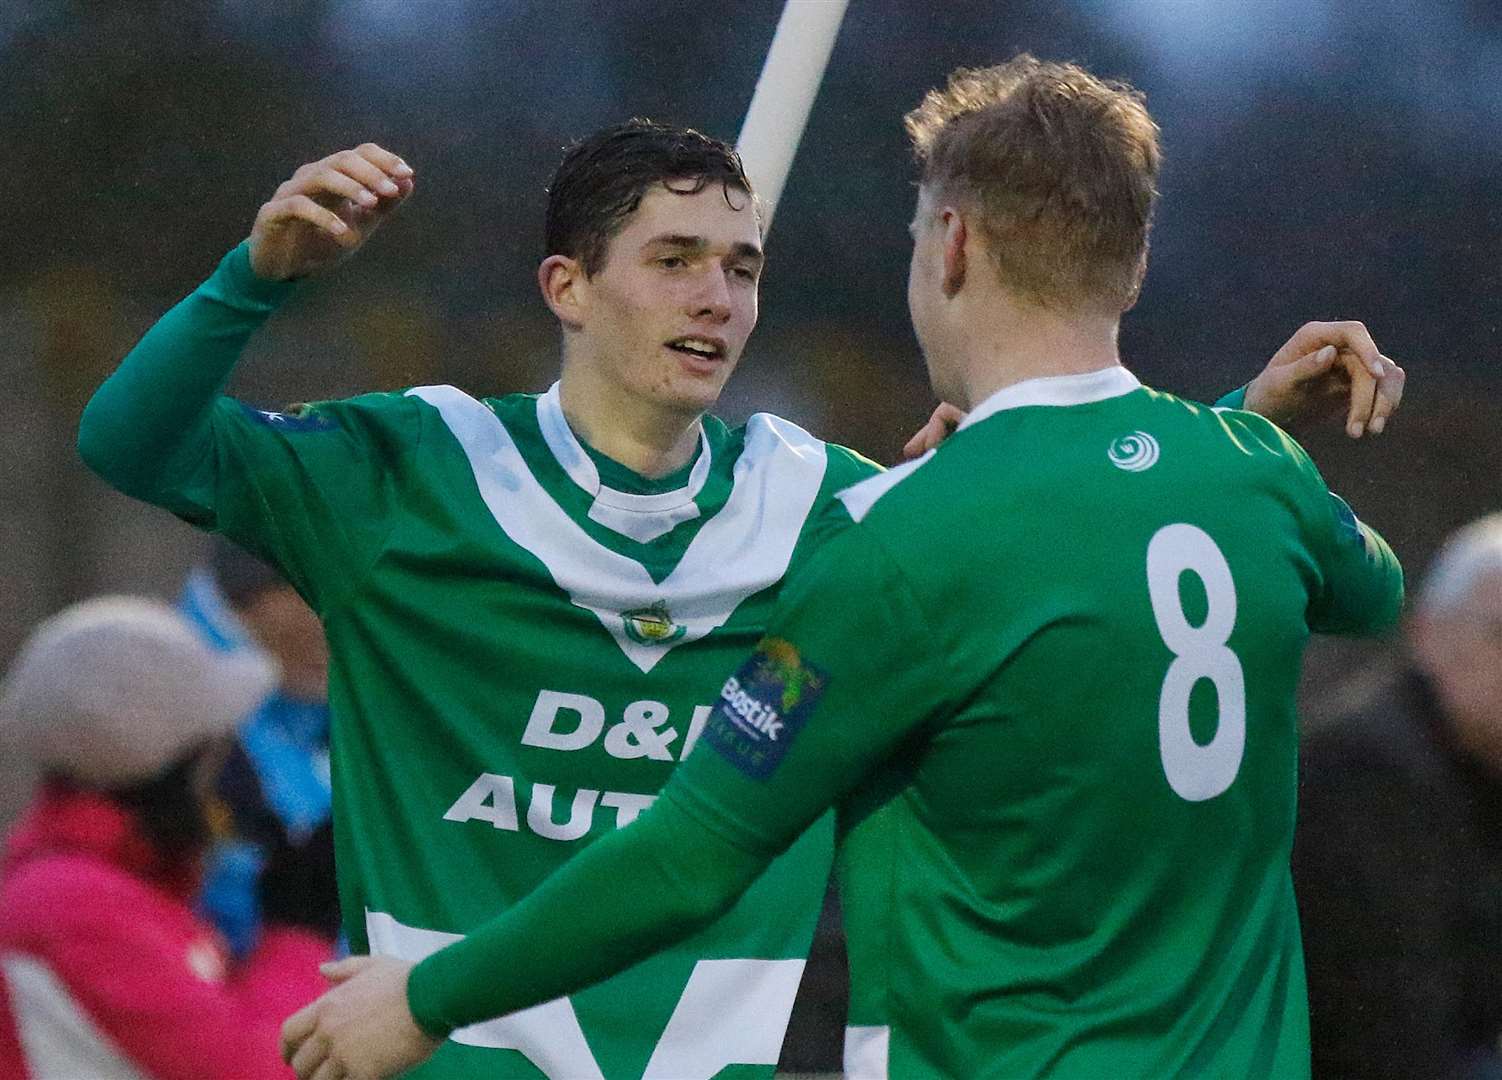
left=535, top=383, right=712, bottom=542
left=958, top=366, right=1142, bottom=431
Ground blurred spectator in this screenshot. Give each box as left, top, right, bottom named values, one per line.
left=1295, top=513, right=1502, bottom=1080
left=0, top=596, right=332, bottom=1079
left=182, top=537, right=338, bottom=957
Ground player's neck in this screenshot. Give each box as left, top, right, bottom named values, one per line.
left=950, top=296, right=1123, bottom=410
left=556, top=373, right=704, bottom=480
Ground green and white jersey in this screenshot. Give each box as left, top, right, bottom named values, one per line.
left=661, top=366, right=1403, bottom=1079
left=150, top=371, right=875, bottom=1076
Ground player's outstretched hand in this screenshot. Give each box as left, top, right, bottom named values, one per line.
left=250, top=144, right=415, bottom=281
left=901, top=402, right=967, bottom=460
left=281, top=955, right=440, bottom=1080
left=1245, top=321, right=1406, bottom=438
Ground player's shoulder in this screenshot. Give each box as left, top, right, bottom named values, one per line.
left=401, top=384, right=535, bottom=417
left=229, top=387, right=424, bottom=438
left=728, top=413, right=883, bottom=526
left=721, top=409, right=880, bottom=483
left=1137, top=386, right=1319, bottom=476
left=832, top=450, right=928, bottom=525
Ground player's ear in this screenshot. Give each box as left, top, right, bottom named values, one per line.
left=538, top=254, right=586, bottom=329
left=940, top=207, right=967, bottom=298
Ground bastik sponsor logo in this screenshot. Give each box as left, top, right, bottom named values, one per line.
left=704, top=637, right=827, bottom=779
left=720, top=676, right=783, bottom=740
left=1108, top=430, right=1160, bottom=472
left=622, top=600, right=686, bottom=645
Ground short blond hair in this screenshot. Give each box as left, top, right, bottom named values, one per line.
left=905, top=55, right=1161, bottom=311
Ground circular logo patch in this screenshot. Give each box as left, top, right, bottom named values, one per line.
left=1108, top=431, right=1160, bottom=472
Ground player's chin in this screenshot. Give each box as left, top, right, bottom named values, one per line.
left=664, top=358, right=736, bottom=410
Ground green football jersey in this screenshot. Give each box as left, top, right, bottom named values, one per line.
left=205, top=383, right=876, bottom=1079
left=658, top=366, right=1403, bottom=1078
left=81, top=247, right=880, bottom=1079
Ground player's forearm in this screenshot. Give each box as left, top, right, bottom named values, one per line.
left=405, top=795, right=767, bottom=1038
left=77, top=242, right=295, bottom=506
left=1311, top=494, right=1404, bottom=636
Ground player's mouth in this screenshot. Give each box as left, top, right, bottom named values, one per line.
left=665, top=336, right=729, bottom=374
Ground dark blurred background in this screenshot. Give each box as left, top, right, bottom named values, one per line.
left=0, top=0, right=1496, bottom=820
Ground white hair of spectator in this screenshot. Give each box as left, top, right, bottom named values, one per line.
left=1417, top=513, right=1502, bottom=617
left=0, top=595, right=277, bottom=788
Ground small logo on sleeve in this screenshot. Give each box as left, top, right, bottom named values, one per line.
left=240, top=401, right=337, bottom=432
left=702, top=637, right=827, bottom=779
left=1108, top=431, right=1159, bottom=472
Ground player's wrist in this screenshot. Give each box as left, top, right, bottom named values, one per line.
left=220, top=240, right=302, bottom=307
left=404, top=952, right=460, bottom=1041
left=1215, top=382, right=1251, bottom=413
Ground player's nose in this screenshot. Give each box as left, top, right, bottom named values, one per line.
left=686, top=268, right=733, bottom=323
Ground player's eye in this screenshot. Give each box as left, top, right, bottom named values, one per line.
left=730, top=265, right=758, bottom=282
left=657, top=255, right=687, bottom=270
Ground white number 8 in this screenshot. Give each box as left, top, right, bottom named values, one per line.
left=1147, top=524, right=1246, bottom=802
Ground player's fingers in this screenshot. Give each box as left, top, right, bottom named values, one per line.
left=1282, top=345, right=1337, bottom=384
left=281, top=1003, right=319, bottom=1064
left=284, top=165, right=384, bottom=210
left=932, top=402, right=966, bottom=429
left=310, top=1056, right=346, bottom=1080
left=380, top=174, right=416, bottom=208
left=290, top=1031, right=331, bottom=1080
left=322, top=150, right=403, bottom=200
left=1341, top=357, right=1379, bottom=438
left=901, top=403, right=965, bottom=460
left=1367, top=356, right=1405, bottom=434
left=1321, top=320, right=1384, bottom=378
left=901, top=418, right=942, bottom=460
left=364, top=174, right=417, bottom=227
left=320, top=956, right=371, bottom=982
left=265, top=195, right=359, bottom=245
left=352, top=142, right=414, bottom=180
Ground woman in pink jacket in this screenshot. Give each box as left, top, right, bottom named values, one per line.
left=0, top=596, right=334, bottom=1079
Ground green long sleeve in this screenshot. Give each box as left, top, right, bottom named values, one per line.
left=1214, top=384, right=1249, bottom=410
left=77, top=242, right=296, bottom=516
left=405, top=792, right=771, bottom=1039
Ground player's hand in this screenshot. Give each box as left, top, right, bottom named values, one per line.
left=901, top=402, right=967, bottom=460
left=280, top=955, right=440, bottom=1080
left=1244, top=321, right=1405, bottom=438
left=250, top=144, right=415, bottom=281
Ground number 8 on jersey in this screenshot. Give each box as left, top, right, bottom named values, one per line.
left=1147, top=523, right=1247, bottom=802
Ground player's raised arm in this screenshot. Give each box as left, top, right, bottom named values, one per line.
left=77, top=146, right=413, bottom=511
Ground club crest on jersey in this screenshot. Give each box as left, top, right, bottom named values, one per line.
left=622, top=601, right=686, bottom=645
left=1108, top=430, right=1160, bottom=472
left=703, top=637, right=827, bottom=779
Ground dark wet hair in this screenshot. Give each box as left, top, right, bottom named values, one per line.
left=545, top=118, right=755, bottom=276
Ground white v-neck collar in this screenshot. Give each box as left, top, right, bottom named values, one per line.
left=407, top=385, right=828, bottom=673
left=536, top=382, right=713, bottom=543
left=958, top=366, right=1141, bottom=431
